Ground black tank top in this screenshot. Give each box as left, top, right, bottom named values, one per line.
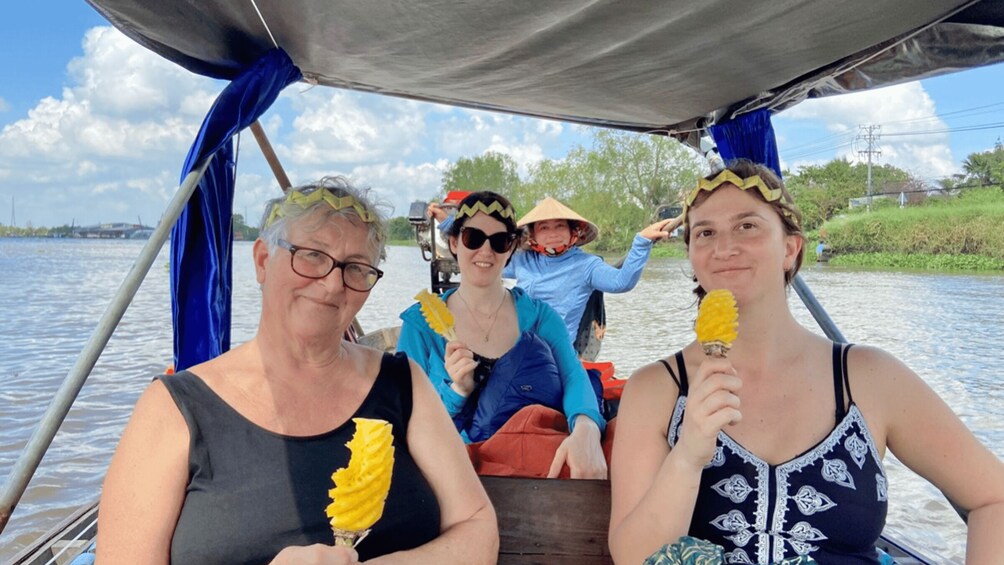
left=661, top=344, right=888, bottom=564
left=160, top=352, right=441, bottom=564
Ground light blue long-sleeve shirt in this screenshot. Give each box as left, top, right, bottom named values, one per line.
left=397, top=286, right=605, bottom=443
left=436, top=213, right=653, bottom=344
left=502, top=234, right=654, bottom=345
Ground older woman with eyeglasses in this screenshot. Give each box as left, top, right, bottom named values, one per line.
left=98, top=177, right=497, bottom=565
left=398, top=191, right=607, bottom=480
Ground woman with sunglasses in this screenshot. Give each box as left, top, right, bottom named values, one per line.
left=398, top=191, right=608, bottom=479
left=608, top=160, right=1004, bottom=564
left=98, top=177, right=498, bottom=565
left=429, top=198, right=679, bottom=358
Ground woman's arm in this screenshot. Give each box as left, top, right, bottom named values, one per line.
left=397, top=316, right=466, bottom=417
left=366, top=361, right=498, bottom=564
left=587, top=234, right=653, bottom=293
left=609, top=356, right=741, bottom=565
left=531, top=298, right=604, bottom=431
left=96, top=380, right=190, bottom=565
left=530, top=296, right=607, bottom=478
left=854, top=346, right=1004, bottom=563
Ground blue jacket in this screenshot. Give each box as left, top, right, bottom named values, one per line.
left=453, top=331, right=564, bottom=442
left=398, top=287, right=605, bottom=443
left=502, top=234, right=653, bottom=345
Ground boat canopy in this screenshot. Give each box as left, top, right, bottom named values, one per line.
left=85, top=0, right=1003, bottom=140
left=79, top=0, right=1004, bottom=370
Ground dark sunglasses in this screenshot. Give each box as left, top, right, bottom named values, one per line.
left=460, top=227, right=517, bottom=253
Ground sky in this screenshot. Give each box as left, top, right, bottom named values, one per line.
left=2, top=2, right=1003, bottom=229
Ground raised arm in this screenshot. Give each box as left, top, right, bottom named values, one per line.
left=586, top=235, right=652, bottom=293
left=366, top=360, right=498, bottom=564
left=96, top=380, right=189, bottom=565
left=588, top=217, right=678, bottom=293
left=852, top=346, right=1004, bottom=563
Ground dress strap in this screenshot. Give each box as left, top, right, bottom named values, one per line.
left=832, top=343, right=844, bottom=421
left=832, top=342, right=856, bottom=421
left=842, top=343, right=855, bottom=406
left=657, top=351, right=689, bottom=394
left=658, top=359, right=680, bottom=389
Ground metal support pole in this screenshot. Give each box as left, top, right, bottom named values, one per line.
left=791, top=273, right=968, bottom=523
left=791, top=274, right=846, bottom=343
left=0, top=157, right=214, bottom=534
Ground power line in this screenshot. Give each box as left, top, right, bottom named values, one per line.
left=883, top=121, right=1004, bottom=137
left=781, top=101, right=1004, bottom=155
left=857, top=125, right=881, bottom=212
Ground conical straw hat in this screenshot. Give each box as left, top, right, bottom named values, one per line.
left=517, top=197, right=599, bottom=246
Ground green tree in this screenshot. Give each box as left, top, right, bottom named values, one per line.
left=232, top=214, right=259, bottom=240
left=961, top=141, right=1004, bottom=189
left=787, top=159, right=914, bottom=229
left=440, top=152, right=521, bottom=196
left=519, top=130, right=705, bottom=250
left=388, top=216, right=414, bottom=241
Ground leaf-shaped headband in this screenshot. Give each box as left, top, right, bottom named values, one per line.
left=683, top=169, right=800, bottom=229
left=265, top=187, right=377, bottom=229
left=456, top=200, right=516, bottom=221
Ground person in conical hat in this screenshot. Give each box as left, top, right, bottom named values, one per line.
left=517, top=197, right=600, bottom=255
left=503, top=196, right=682, bottom=351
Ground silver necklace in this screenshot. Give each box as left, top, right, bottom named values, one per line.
left=455, top=289, right=508, bottom=343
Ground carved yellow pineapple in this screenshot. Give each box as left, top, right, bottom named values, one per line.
left=327, top=418, right=395, bottom=546
left=695, top=289, right=738, bottom=358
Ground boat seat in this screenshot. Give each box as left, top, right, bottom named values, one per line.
left=481, top=476, right=613, bottom=564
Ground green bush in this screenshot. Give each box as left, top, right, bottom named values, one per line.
left=822, top=189, right=1004, bottom=265
left=829, top=252, right=1004, bottom=271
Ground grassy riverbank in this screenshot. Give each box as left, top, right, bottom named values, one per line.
left=819, top=188, right=1004, bottom=271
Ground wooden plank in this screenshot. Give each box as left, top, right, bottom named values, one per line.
left=499, top=555, right=611, bottom=565
left=481, top=476, right=612, bottom=563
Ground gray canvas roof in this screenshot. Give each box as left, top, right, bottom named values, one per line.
left=85, top=0, right=1004, bottom=139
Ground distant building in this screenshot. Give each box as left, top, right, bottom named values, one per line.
left=72, top=223, right=154, bottom=239
left=847, top=194, right=892, bottom=210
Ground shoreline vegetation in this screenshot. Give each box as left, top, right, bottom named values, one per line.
left=8, top=136, right=1003, bottom=273
left=575, top=188, right=1004, bottom=272
left=814, top=187, right=1004, bottom=272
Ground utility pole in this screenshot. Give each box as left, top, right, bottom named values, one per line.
left=857, top=125, right=881, bottom=212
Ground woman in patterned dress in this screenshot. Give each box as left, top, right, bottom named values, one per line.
left=608, top=159, right=1004, bottom=564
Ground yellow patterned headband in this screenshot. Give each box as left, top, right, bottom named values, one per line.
left=264, top=187, right=377, bottom=228
left=683, top=169, right=799, bottom=228
left=456, top=200, right=516, bottom=221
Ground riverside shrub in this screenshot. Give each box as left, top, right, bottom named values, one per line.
left=823, top=189, right=1004, bottom=261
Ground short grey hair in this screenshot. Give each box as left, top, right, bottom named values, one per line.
left=258, top=176, right=390, bottom=263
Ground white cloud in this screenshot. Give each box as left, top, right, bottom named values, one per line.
left=348, top=160, right=449, bottom=217
left=283, top=89, right=427, bottom=165
left=0, top=26, right=218, bottom=227
left=0, top=98, right=8, bottom=112
left=779, top=82, right=955, bottom=179
left=484, top=136, right=546, bottom=177
left=0, top=25, right=586, bottom=229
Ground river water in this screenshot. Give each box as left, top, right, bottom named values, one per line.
left=1, top=238, right=1001, bottom=562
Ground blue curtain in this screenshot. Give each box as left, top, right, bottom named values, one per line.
left=171, top=49, right=302, bottom=370
left=709, top=108, right=782, bottom=179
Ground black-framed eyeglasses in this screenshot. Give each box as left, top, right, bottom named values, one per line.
left=276, top=239, right=384, bottom=292
left=460, top=227, right=517, bottom=254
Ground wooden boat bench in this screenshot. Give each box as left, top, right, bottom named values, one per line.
left=481, top=476, right=613, bottom=565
